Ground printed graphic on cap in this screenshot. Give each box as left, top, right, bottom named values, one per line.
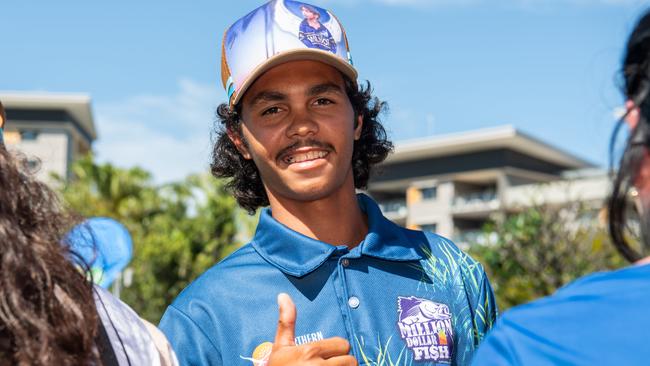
left=297, top=3, right=337, bottom=53
left=397, top=296, right=454, bottom=364
left=240, top=341, right=273, bottom=366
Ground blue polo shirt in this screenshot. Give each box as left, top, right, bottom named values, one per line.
left=471, top=263, right=650, bottom=366
left=160, top=194, right=497, bottom=366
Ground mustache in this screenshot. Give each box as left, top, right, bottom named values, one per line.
left=276, top=139, right=335, bottom=160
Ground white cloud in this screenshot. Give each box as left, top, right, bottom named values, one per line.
left=94, top=78, right=222, bottom=184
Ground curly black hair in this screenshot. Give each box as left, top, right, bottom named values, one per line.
left=0, top=146, right=100, bottom=365
left=210, top=77, right=393, bottom=214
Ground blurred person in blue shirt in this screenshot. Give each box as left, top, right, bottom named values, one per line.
left=472, top=10, right=650, bottom=366
left=159, top=1, right=497, bottom=365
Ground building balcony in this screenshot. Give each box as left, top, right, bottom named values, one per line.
left=453, top=230, right=495, bottom=249
left=451, top=190, right=500, bottom=215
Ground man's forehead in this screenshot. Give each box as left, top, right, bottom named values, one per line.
left=242, top=61, right=346, bottom=104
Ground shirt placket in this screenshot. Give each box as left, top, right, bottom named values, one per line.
left=329, top=246, right=366, bottom=364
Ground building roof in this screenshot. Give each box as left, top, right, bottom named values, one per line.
left=386, top=125, right=593, bottom=170
left=0, top=92, right=97, bottom=140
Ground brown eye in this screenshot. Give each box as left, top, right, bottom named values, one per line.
left=314, top=98, right=333, bottom=106
left=261, top=106, right=280, bottom=116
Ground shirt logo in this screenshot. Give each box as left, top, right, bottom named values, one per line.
left=397, top=296, right=454, bottom=363
left=240, top=342, right=273, bottom=366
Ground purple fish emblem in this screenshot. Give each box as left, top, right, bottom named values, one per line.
left=396, top=296, right=454, bottom=363
left=398, top=296, right=451, bottom=325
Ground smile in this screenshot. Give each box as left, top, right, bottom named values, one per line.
left=283, top=150, right=329, bottom=164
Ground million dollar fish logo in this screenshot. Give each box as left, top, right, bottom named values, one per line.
left=397, top=296, right=454, bottom=363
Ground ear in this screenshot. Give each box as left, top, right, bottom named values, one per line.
left=626, top=99, right=640, bottom=130
left=226, top=128, right=252, bottom=160
left=353, top=114, right=363, bottom=141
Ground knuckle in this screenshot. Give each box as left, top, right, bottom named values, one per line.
left=302, top=344, right=321, bottom=358
left=277, top=319, right=295, bottom=332
left=331, top=337, right=351, bottom=353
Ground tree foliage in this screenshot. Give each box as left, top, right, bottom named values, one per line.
left=56, top=155, right=253, bottom=322
left=468, top=201, right=626, bottom=311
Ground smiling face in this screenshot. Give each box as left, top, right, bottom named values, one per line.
left=231, top=60, right=362, bottom=207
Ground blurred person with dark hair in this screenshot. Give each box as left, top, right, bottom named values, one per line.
left=0, top=100, right=177, bottom=365
left=0, top=100, right=6, bottom=144
left=471, top=10, right=650, bottom=366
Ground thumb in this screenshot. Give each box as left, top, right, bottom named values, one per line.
left=273, top=293, right=297, bottom=348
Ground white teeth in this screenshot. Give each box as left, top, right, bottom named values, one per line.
left=285, top=150, right=328, bottom=164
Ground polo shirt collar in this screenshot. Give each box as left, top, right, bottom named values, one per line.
left=251, top=194, right=424, bottom=277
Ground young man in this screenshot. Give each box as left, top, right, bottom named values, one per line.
left=160, top=1, right=497, bottom=365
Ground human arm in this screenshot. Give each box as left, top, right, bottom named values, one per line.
left=159, top=305, right=222, bottom=366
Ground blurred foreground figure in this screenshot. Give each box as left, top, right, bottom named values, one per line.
left=472, top=11, right=650, bottom=366
left=0, top=100, right=177, bottom=365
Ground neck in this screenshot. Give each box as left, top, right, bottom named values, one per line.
left=266, top=179, right=368, bottom=249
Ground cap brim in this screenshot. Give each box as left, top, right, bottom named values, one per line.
left=231, top=49, right=358, bottom=106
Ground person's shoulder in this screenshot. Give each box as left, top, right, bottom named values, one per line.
left=557, top=261, right=650, bottom=296
left=499, top=263, right=650, bottom=333
left=94, top=286, right=164, bottom=365
left=401, top=227, right=461, bottom=252
left=169, top=242, right=267, bottom=309
left=402, top=227, right=485, bottom=274
left=478, top=264, right=650, bottom=365
left=94, top=286, right=146, bottom=328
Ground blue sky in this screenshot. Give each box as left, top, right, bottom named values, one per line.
left=2, top=0, right=649, bottom=182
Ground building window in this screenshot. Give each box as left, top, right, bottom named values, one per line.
left=420, top=224, right=438, bottom=233
left=421, top=186, right=437, bottom=200
left=20, top=130, right=39, bottom=140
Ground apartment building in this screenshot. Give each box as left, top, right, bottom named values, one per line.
left=1, top=93, right=97, bottom=182
left=367, top=126, right=608, bottom=245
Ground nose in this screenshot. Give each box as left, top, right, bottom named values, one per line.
left=286, top=106, right=318, bottom=138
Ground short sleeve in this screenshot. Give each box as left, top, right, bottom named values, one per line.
left=159, top=305, right=222, bottom=366
left=472, top=269, right=499, bottom=345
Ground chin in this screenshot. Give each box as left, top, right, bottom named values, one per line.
left=279, top=179, right=345, bottom=202
left=287, top=185, right=335, bottom=202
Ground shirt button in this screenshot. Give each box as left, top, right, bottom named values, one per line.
left=348, top=296, right=360, bottom=309
left=341, top=259, right=350, bottom=267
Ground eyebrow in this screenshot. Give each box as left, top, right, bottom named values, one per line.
left=248, top=90, right=287, bottom=107
left=307, top=82, right=344, bottom=97
left=248, top=82, right=344, bottom=107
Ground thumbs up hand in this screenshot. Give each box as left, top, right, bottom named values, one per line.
left=267, top=293, right=358, bottom=366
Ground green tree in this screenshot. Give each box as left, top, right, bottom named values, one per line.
left=57, top=155, right=251, bottom=322
left=469, top=202, right=626, bottom=311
